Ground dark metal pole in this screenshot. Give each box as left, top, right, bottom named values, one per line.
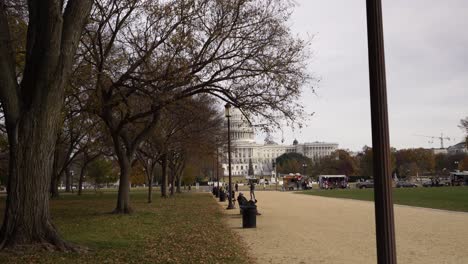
left=366, top=1, right=397, bottom=263
left=273, top=160, right=277, bottom=191
left=216, top=147, right=220, bottom=197
left=227, top=114, right=235, bottom=209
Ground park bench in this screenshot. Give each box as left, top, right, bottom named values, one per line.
left=237, top=193, right=260, bottom=215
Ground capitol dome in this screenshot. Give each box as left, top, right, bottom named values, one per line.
left=228, top=108, right=255, bottom=143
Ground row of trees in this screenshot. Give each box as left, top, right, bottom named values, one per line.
left=0, top=0, right=311, bottom=251
left=277, top=146, right=468, bottom=178
left=276, top=117, right=468, bottom=178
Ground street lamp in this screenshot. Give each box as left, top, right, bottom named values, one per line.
left=216, top=147, right=220, bottom=198
left=70, top=170, right=74, bottom=193
left=366, top=1, right=397, bottom=262
left=272, top=160, right=277, bottom=191
left=302, top=163, right=307, bottom=176
left=225, top=103, right=235, bottom=209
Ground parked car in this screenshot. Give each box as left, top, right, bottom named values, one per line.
left=356, top=180, right=374, bottom=189
left=422, top=181, right=446, bottom=187
left=396, top=181, right=417, bottom=188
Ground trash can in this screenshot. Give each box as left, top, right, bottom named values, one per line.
left=242, top=205, right=257, bottom=228
left=219, top=190, right=226, bottom=202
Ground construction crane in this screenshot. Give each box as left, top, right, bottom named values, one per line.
left=414, top=133, right=451, bottom=149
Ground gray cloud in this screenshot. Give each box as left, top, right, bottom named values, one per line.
left=262, top=0, right=468, bottom=151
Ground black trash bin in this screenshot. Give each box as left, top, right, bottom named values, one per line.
left=242, top=205, right=257, bottom=228
left=219, top=190, right=226, bottom=202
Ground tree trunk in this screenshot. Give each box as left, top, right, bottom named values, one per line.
left=108, top=132, right=134, bottom=214
left=78, top=165, right=86, bottom=196
left=146, top=164, right=154, bottom=203
left=0, top=0, right=92, bottom=252
left=114, top=157, right=132, bottom=214
left=148, top=176, right=153, bottom=203
left=65, top=167, right=71, bottom=192
left=50, top=173, right=61, bottom=199
left=170, top=169, right=175, bottom=196
left=0, top=112, right=75, bottom=251
left=50, top=144, right=62, bottom=199
left=161, top=154, right=168, bottom=198
left=176, top=171, right=182, bottom=193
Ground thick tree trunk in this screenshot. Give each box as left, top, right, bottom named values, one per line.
left=0, top=112, right=76, bottom=251
left=114, top=157, right=132, bottom=214
left=170, top=169, right=175, bottom=196
left=50, top=177, right=59, bottom=199
left=0, top=0, right=92, bottom=252
left=65, top=168, right=71, bottom=192
left=146, top=164, right=153, bottom=203
left=78, top=165, right=86, bottom=196
left=50, top=171, right=63, bottom=199
left=50, top=144, right=61, bottom=198
left=148, top=177, right=153, bottom=203
left=176, top=172, right=182, bottom=193
left=160, top=154, right=168, bottom=198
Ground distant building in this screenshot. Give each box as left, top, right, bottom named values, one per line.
left=222, top=108, right=338, bottom=177
left=447, top=142, right=468, bottom=155
left=431, top=148, right=448, bottom=155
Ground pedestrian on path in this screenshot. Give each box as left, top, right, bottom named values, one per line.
left=250, top=181, right=256, bottom=202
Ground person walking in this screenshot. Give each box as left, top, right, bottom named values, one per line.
left=235, top=182, right=239, bottom=192
left=250, top=181, right=256, bottom=202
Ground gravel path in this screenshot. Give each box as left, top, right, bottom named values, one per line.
left=221, top=191, right=468, bottom=264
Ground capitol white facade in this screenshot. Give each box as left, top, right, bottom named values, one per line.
left=222, top=108, right=339, bottom=177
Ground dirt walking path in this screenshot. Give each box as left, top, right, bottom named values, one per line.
left=221, top=191, right=468, bottom=264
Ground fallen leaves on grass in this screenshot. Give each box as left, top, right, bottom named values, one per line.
left=0, top=192, right=251, bottom=264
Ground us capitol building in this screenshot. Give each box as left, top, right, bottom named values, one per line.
left=222, top=108, right=338, bottom=178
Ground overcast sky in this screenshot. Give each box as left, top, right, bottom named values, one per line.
left=263, top=0, right=468, bottom=151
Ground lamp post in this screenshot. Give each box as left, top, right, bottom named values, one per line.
left=212, top=153, right=217, bottom=197
left=216, top=147, right=220, bottom=198
left=225, top=103, right=235, bottom=209
left=302, top=163, right=307, bottom=176
left=272, top=160, right=277, bottom=191
left=366, top=0, right=397, bottom=263
left=71, top=170, right=74, bottom=193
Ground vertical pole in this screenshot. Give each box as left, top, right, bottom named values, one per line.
left=366, top=1, right=397, bottom=263
left=275, top=166, right=278, bottom=191
left=212, top=154, right=216, bottom=196
left=227, top=115, right=235, bottom=209
left=217, top=147, right=220, bottom=194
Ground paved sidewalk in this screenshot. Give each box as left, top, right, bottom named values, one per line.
left=220, top=191, right=468, bottom=264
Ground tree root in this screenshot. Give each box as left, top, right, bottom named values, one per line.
left=0, top=237, right=88, bottom=254
left=0, top=222, right=89, bottom=253
left=111, top=207, right=133, bottom=214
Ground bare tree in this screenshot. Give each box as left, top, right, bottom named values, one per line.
left=50, top=95, right=96, bottom=198
left=0, top=0, right=92, bottom=251
left=136, top=141, right=159, bottom=203
left=460, top=117, right=468, bottom=133
left=78, top=0, right=311, bottom=214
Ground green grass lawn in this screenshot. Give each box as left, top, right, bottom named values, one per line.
left=0, top=191, right=250, bottom=264
left=299, top=187, right=468, bottom=212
